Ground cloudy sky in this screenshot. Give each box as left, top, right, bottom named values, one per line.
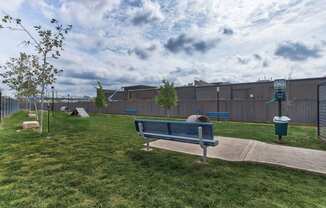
left=0, top=0, right=326, bottom=96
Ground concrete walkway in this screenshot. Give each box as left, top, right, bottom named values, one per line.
left=149, top=137, right=326, bottom=175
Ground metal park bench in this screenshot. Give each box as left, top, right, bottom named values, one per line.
left=207, top=112, right=230, bottom=121
left=125, top=108, right=137, bottom=115
left=135, top=119, right=218, bottom=161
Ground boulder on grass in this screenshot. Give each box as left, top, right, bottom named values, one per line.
left=60, top=106, right=67, bottom=112
left=22, top=121, right=40, bottom=129
left=71, top=107, right=89, bottom=118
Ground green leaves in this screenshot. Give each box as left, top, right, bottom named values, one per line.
left=95, top=81, right=108, bottom=110
left=34, top=25, right=41, bottom=30
left=155, top=80, right=178, bottom=115
left=2, top=15, right=12, bottom=23
left=0, top=52, right=40, bottom=97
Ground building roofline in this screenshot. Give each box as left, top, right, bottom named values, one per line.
left=220, top=76, right=326, bottom=87
left=104, top=76, right=326, bottom=92
left=126, top=88, right=159, bottom=92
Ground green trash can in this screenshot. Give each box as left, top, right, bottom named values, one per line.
left=273, top=116, right=290, bottom=136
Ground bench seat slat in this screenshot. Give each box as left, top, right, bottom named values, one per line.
left=135, top=120, right=214, bottom=140
left=143, top=132, right=218, bottom=146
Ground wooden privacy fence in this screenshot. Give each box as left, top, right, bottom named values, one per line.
left=219, top=99, right=317, bottom=123
left=30, top=98, right=318, bottom=124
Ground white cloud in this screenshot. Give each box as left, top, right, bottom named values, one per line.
left=0, top=0, right=24, bottom=13
left=0, top=0, right=326, bottom=96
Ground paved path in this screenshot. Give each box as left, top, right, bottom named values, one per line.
left=149, top=137, right=326, bottom=175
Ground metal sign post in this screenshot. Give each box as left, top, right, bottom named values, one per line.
left=273, top=79, right=287, bottom=141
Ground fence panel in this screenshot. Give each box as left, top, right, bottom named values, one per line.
left=318, top=83, right=326, bottom=140
left=45, top=97, right=317, bottom=124
left=0, top=95, right=20, bottom=121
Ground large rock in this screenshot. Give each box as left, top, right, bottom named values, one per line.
left=22, top=121, right=40, bottom=129
left=71, top=107, right=89, bottom=118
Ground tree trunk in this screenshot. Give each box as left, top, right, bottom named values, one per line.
left=33, top=98, right=39, bottom=121
left=28, top=97, right=32, bottom=111
left=39, top=84, right=45, bottom=133
left=26, top=98, right=29, bottom=111
left=39, top=53, right=47, bottom=134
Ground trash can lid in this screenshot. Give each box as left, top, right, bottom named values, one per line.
left=273, top=116, right=291, bottom=123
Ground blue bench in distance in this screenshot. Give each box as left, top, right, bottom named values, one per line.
left=125, top=108, right=137, bottom=115
left=135, top=119, right=218, bottom=161
left=207, top=112, right=230, bottom=121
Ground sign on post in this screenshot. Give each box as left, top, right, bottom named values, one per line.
left=274, top=79, right=286, bottom=91
left=274, top=79, right=287, bottom=101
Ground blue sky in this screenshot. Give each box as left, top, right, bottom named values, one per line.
left=0, top=0, right=326, bottom=96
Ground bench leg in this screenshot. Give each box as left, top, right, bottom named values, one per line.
left=202, top=145, right=207, bottom=162
left=146, top=139, right=150, bottom=151
left=198, top=126, right=208, bottom=163
left=138, top=122, right=151, bottom=151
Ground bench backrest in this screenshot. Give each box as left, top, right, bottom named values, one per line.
left=125, top=108, right=137, bottom=115
left=207, top=112, right=230, bottom=120
left=135, top=119, right=214, bottom=140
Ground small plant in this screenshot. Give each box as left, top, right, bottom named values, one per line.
left=155, top=80, right=178, bottom=117
left=95, top=81, right=108, bottom=113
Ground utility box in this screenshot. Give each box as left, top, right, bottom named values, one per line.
left=273, top=116, right=290, bottom=136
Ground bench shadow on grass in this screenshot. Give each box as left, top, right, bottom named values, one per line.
left=127, top=147, right=326, bottom=179
left=127, top=147, right=250, bottom=177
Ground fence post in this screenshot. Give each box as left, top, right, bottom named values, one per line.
left=5, top=97, right=7, bottom=117
left=9, top=98, right=11, bottom=115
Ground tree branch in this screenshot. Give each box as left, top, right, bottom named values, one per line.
left=1, top=26, right=24, bottom=31
left=1, top=12, right=42, bottom=51
left=17, top=23, right=42, bottom=51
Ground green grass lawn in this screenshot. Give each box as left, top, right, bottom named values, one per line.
left=212, top=121, right=326, bottom=150
left=0, top=112, right=326, bottom=208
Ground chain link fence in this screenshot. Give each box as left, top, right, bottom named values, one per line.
left=0, top=92, right=20, bottom=122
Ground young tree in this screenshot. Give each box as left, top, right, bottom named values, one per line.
left=95, top=81, right=108, bottom=112
left=0, top=15, right=72, bottom=133
left=155, top=80, right=178, bottom=117
left=0, top=53, right=39, bottom=112
left=0, top=53, right=39, bottom=97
